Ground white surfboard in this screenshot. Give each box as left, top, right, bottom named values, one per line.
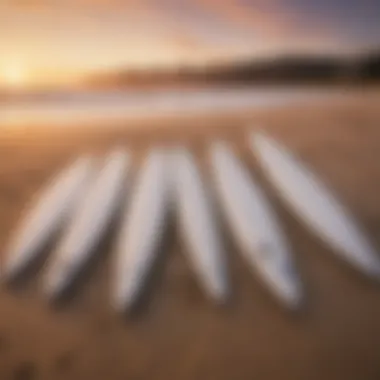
left=4, top=155, right=94, bottom=281
left=173, top=148, right=228, bottom=303
left=113, top=149, right=170, bottom=311
left=251, top=131, right=380, bottom=278
left=44, top=149, right=131, bottom=298
left=209, top=142, right=302, bottom=308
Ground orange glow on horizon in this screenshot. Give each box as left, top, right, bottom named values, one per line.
left=0, top=62, right=88, bottom=90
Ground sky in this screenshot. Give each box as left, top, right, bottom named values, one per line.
left=0, top=0, right=380, bottom=87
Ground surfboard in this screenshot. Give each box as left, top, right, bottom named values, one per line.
left=113, top=149, right=170, bottom=311
left=173, top=148, right=228, bottom=303
left=44, top=149, right=130, bottom=298
left=209, top=142, right=302, bottom=308
left=251, top=131, right=380, bottom=279
left=4, top=155, right=94, bottom=281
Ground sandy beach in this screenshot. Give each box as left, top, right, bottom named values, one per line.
left=0, top=89, right=380, bottom=379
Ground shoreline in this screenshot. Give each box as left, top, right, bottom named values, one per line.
left=1, top=86, right=379, bottom=130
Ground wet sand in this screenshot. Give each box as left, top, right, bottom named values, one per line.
left=0, top=91, right=380, bottom=379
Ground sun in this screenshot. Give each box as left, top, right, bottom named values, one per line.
left=1, top=64, right=30, bottom=89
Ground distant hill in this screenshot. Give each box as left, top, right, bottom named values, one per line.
left=87, top=51, right=380, bottom=89
left=1, top=51, right=379, bottom=100
left=359, top=52, right=380, bottom=79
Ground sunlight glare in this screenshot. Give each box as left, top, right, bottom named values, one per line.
left=1, top=64, right=29, bottom=89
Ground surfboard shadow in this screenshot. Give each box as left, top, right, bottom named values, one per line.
left=121, top=208, right=176, bottom=320
left=203, top=183, right=234, bottom=308
left=49, top=200, right=126, bottom=308
left=5, top=227, right=66, bottom=292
